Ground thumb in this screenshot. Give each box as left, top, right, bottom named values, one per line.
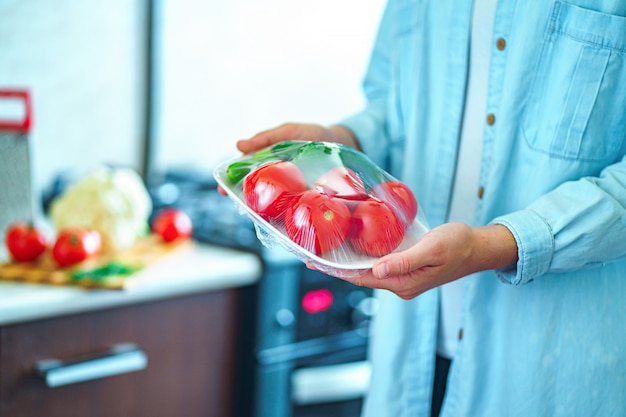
left=372, top=244, right=429, bottom=279
left=371, top=253, right=408, bottom=279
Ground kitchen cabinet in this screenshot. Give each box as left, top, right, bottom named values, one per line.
left=0, top=289, right=247, bottom=417
left=0, top=243, right=262, bottom=417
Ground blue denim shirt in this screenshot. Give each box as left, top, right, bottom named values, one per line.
left=341, top=1, right=626, bottom=416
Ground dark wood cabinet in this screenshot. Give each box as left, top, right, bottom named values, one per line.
left=0, top=288, right=250, bottom=417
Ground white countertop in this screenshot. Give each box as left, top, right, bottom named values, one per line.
left=0, top=242, right=263, bottom=326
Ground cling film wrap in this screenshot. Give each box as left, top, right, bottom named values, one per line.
left=214, top=141, right=429, bottom=278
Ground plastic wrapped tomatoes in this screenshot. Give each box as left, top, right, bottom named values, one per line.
left=214, top=141, right=429, bottom=277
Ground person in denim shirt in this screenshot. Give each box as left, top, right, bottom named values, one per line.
left=237, top=1, right=626, bottom=416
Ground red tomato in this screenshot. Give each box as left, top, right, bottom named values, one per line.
left=5, top=222, right=47, bottom=262
left=52, top=228, right=102, bottom=267
left=151, top=208, right=193, bottom=242
left=370, top=181, right=418, bottom=226
left=312, top=166, right=368, bottom=200
left=350, top=198, right=405, bottom=257
left=243, top=161, right=307, bottom=221
left=284, top=190, right=352, bottom=256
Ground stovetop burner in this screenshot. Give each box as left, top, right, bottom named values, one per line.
left=147, top=169, right=263, bottom=254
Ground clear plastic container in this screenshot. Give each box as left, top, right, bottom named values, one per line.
left=214, top=141, right=429, bottom=278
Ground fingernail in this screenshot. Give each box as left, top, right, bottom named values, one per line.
left=375, top=262, right=390, bottom=279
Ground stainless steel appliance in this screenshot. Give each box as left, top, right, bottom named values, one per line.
left=253, top=250, right=374, bottom=417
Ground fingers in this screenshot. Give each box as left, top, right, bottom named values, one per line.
left=341, top=270, right=390, bottom=290
left=236, top=131, right=275, bottom=154
left=345, top=270, right=427, bottom=300
left=310, top=246, right=436, bottom=300
left=237, top=123, right=303, bottom=154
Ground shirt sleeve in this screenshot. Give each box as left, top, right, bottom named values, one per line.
left=491, top=154, right=626, bottom=285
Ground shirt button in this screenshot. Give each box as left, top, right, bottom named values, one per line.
left=496, top=37, right=506, bottom=50
left=478, top=186, right=485, bottom=199
left=458, top=328, right=464, bottom=340
left=486, top=113, right=496, bottom=125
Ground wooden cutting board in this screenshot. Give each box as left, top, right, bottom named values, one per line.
left=0, top=234, right=188, bottom=289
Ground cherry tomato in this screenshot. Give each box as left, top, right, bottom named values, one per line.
left=52, top=228, right=102, bottom=268
left=151, top=208, right=193, bottom=242
left=5, top=222, right=47, bottom=262
left=349, top=198, right=405, bottom=257
left=243, top=161, right=307, bottom=221
left=370, top=180, right=418, bottom=226
left=284, top=190, right=352, bottom=256
left=312, top=166, right=368, bottom=200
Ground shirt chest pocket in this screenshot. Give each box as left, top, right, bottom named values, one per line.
left=522, top=2, right=626, bottom=162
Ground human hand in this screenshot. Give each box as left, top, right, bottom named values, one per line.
left=342, top=223, right=518, bottom=299
left=236, top=122, right=360, bottom=155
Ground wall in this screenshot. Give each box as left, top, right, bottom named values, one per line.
left=0, top=0, right=147, bottom=194
left=153, top=0, right=386, bottom=173
left=0, top=0, right=386, bottom=195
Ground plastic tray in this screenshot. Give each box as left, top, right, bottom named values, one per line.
left=214, top=141, right=429, bottom=277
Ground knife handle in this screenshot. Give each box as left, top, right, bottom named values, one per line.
left=36, top=343, right=148, bottom=388
left=0, top=89, right=32, bottom=132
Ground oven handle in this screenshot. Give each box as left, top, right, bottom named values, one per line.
left=291, top=360, right=371, bottom=405
left=256, top=329, right=368, bottom=365
left=36, top=343, right=148, bottom=388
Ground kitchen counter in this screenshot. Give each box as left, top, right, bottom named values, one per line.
left=0, top=241, right=264, bottom=417
left=0, top=241, right=262, bottom=326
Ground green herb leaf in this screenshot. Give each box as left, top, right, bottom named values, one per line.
left=71, top=262, right=140, bottom=284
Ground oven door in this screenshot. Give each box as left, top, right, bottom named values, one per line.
left=254, top=330, right=370, bottom=417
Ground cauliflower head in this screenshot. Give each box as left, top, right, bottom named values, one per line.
left=50, top=167, right=152, bottom=253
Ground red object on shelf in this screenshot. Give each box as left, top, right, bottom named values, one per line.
left=0, top=89, right=32, bottom=132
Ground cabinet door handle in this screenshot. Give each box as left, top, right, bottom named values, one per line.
left=36, top=343, right=148, bottom=388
